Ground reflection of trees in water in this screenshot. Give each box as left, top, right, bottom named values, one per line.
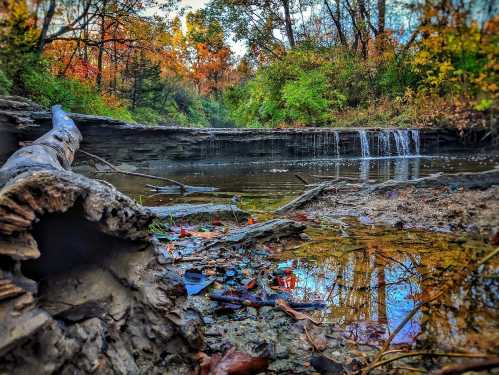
left=418, top=270, right=499, bottom=352
left=287, top=234, right=498, bottom=350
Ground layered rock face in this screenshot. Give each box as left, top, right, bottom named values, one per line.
left=0, top=96, right=492, bottom=168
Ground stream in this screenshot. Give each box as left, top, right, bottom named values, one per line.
left=91, top=152, right=499, bottom=368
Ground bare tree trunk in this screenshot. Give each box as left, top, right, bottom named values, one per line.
left=96, top=0, right=108, bottom=91
left=377, top=0, right=385, bottom=35
left=324, top=0, right=347, bottom=46
left=282, top=0, right=296, bottom=47
left=37, top=0, right=56, bottom=52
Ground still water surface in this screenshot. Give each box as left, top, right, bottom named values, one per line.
left=102, top=154, right=498, bottom=205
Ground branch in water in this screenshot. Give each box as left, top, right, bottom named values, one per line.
left=78, top=149, right=187, bottom=191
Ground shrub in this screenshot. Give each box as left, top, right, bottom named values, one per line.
left=20, top=62, right=133, bottom=121
left=0, top=69, right=12, bottom=94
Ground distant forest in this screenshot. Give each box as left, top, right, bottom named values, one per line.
left=0, top=0, right=497, bottom=128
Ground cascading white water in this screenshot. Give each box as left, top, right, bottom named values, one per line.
left=373, top=128, right=422, bottom=157
left=358, top=130, right=370, bottom=158
left=396, top=130, right=411, bottom=155
left=334, top=131, right=340, bottom=158
left=410, top=129, right=420, bottom=155
left=378, top=130, right=391, bottom=156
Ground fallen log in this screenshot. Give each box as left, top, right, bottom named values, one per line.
left=149, top=203, right=249, bottom=223
left=208, top=219, right=306, bottom=248
left=274, top=182, right=332, bottom=214
left=0, top=106, right=202, bottom=374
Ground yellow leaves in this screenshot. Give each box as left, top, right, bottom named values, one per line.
left=439, top=60, right=454, bottom=75
left=413, top=51, right=431, bottom=66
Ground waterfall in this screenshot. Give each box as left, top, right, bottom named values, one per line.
left=410, top=129, right=420, bottom=155
left=392, top=130, right=411, bottom=156
left=334, top=131, right=340, bottom=158
left=378, top=130, right=391, bottom=156
left=358, top=130, right=370, bottom=158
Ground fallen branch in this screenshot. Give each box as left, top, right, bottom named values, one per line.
left=78, top=149, right=188, bottom=192
left=294, top=173, right=309, bottom=185
left=365, top=352, right=492, bottom=373
left=148, top=203, right=248, bottom=223
left=275, top=182, right=332, bottom=214
left=368, top=167, right=499, bottom=194
left=432, top=357, right=499, bottom=375
left=208, top=293, right=326, bottom=310
left=207, top=219, right=306, bottom=248
left=145, top=184, right=218, bottom=195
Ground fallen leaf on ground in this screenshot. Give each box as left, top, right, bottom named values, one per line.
left=196, top=347, right=269, bottom=375
left=245, top=278, right=257, bottom=290
left=165, top=243, right=174, bottom=253
left=275, top=299, right=320, bottom=325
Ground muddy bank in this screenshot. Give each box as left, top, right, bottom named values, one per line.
left=295, top=172, right=499, bottom=239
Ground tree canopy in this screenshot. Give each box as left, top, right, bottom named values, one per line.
left=0, top=0, right=497, bottom=128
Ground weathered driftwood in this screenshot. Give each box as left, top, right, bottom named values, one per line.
left=0, top=106, right=202, bottom=374
left=0, top=106, right=153, bottom=262
left=208, top=219, right=306, bottom=248
left=275, top=182, right=332, bottom=214
left=368, top=167, right=499, bottom=194
left=149, top=203, right=249, bottom=223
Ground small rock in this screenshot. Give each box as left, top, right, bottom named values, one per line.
left=310, top=354, right=346, bottom=374
left=490, top=227, right=499, bottom=245
left=247, top=307, right=258, bottom=317
left=299, top=233, right=312, bottom=241
left=259, top=306, right=273, bottom=316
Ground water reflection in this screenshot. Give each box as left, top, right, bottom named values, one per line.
left=277, top=226, right=499, bottom=350
left=97, top=154, right=495, bottom=203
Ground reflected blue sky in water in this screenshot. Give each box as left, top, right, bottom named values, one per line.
left=278, top=251, right=423, bottom=345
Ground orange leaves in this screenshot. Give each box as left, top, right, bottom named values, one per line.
left=196, top=348, right=269, bottom=375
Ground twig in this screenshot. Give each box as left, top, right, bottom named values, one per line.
left=366, top=288, right=446, bottom=371
left=367, top=352, right=491, bottom=372
left=432, top=357, right=499, bottom=375
left=173, top=256, right=204, bottom=263
left=304, top=325, right=319, bottom=352
left=363, top=245, right=499, bottom=374
left=294, top=173, right=310, bottom=185
left=78, top=149, right=187, bottom=192
left=477, top=247, right=499, bottom=266
left=392, top=366, right=426, bottom=373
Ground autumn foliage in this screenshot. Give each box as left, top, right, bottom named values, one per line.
left=0, top=0, right=497, bottom=128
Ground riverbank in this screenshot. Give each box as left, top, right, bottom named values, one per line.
left=144, top=171, right=499, bottom=374
left=304, top=179, right=499, bottom=240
